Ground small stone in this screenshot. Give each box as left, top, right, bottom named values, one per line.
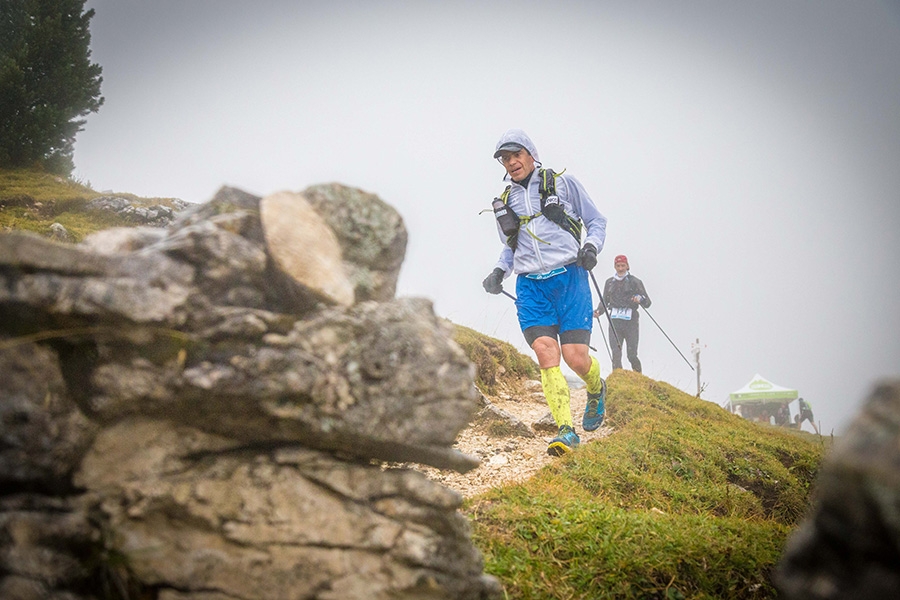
left=489, top=454, right=509, bottom=467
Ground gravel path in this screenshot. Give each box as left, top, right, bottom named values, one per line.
left=416, top=383, right=614, bottom=498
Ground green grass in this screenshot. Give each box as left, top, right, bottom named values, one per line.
left=0, top=167, right=181, bottom=241
left=467, top=370, right=829, bottom=599
left=452, top=322, right=539, bottom=396
left=0, top=167, right=99, bottom=202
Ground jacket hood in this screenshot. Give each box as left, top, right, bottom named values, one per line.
left=494, top=129, right=540, bottom=164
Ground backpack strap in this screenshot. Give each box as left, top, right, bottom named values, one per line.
left=537, top=168, right=583, bottom=241
left=538, top=168, right=557, bottom=205
left=495, top=168, right=584, bottom=252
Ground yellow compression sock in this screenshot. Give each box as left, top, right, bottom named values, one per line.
left=580, top=356, right=603, bottom=395
left=541, top=366, right=573, bottom=428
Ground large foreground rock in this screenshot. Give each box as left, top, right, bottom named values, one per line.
left=0, top=184, right=499, bottom=599
left=774, top=380, right=900, bottom=599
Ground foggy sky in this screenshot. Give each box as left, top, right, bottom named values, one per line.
left=75, top=0, right=900, bottom=435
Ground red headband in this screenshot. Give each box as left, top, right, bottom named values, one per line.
left=614, top=254, right=629, bottom=266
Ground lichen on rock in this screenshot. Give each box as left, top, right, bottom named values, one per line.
left=0, top=184, right=499, bottom=600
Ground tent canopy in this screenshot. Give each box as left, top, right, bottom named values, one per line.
left=729, top=373, right=798, bottom=404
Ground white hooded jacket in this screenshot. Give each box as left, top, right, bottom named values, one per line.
left=491, top=129, right=607, bottom=277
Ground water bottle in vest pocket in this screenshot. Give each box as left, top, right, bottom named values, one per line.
left=492, top=197, right=520, bottom=237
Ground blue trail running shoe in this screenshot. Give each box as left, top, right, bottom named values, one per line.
left=582, top=378, right=607, bottom=432
left=547, top=425, right=580, bottom=456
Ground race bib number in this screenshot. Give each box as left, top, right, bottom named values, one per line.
left=610, top=307, right=632, bottom=320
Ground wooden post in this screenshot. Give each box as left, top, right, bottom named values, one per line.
left=691, top=338, right=702, bottom=397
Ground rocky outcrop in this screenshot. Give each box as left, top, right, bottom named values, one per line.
left=86, top=195, right=191, bottom=227
left=774, top=380, right=900, bottom=599
left=0, top=184, right=500, bottom=599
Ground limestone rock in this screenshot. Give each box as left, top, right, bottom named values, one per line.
left=0, top=231, right=195, bottom=327
left=0, top=339, right=97, bottom=488
left=774, top=380, right=900, bottom=599
left=476, top=399, right=536, bottom=438
left=81, top=225, right=167, bottom=253
left=532, top=412, right=558, bottom=433
left=76, top=420, right=490, bottom=600
left=48, top=222, right=70, bottom=242
left=86, top=195, right=189, bottom=227
left=303, top=183, right=407, bottom=301
left=0, top=184, right=498, bottom=600
left=0, top=494, right=101, bottom=597
left=260, top=190, right=355, bottom=306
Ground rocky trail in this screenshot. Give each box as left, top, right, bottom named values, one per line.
left=414, top=382, right=614, bottom=498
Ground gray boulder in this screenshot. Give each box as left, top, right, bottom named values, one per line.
left=0, top=339, right=97, bottom=488
left=302, top=183, right=408, bottom=302
left=48, top=222, right=70, bottom=242
left=774, top=380, right=900, bottom=599
left=0, top=184, right=499, bottom=600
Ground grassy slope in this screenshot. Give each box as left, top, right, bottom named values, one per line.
left=467, top=369, right=828, bottom=599
left=0, top=168, right=181, bottom=241
left=452, top=322, right=540, bottom=396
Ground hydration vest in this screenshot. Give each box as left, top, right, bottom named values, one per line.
left=492, top=168, right=583, bottom=251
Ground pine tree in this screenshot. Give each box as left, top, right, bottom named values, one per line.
left=0, top=0, right=104, bottom=175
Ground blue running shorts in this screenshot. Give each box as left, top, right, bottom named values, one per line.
left=515, top=264, right=593, bottom=346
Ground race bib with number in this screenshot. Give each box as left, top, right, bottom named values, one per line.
left=610, top=307, right=632, bottom=320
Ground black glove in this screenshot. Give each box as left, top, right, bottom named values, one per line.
left=482, top=267, right=505, bottom=294
left=576, top=243, right=597, bottom=271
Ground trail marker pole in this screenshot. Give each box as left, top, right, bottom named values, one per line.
left=691, top=338, right=707, bottom=397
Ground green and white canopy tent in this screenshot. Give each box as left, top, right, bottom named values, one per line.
left=728, top=373, right=798, bottom=409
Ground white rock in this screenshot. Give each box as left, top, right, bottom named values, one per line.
left=260, top=191, right=354, bottom=306
left=488, top=454, right=509, bottom=467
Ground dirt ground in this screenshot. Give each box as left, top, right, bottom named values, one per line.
left=415, top=382, right=614, bottom=498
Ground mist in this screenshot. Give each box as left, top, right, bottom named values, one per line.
left=75, top=0, right=900, bottom=434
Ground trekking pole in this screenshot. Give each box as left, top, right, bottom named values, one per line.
left=587, top=271, right=622, bottom=349
left=594, top=313, right=613, bottom=363
left=638, top=306, right=694, bottom=371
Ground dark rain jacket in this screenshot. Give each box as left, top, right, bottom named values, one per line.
left=602, top=273, right=651, bottom=320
